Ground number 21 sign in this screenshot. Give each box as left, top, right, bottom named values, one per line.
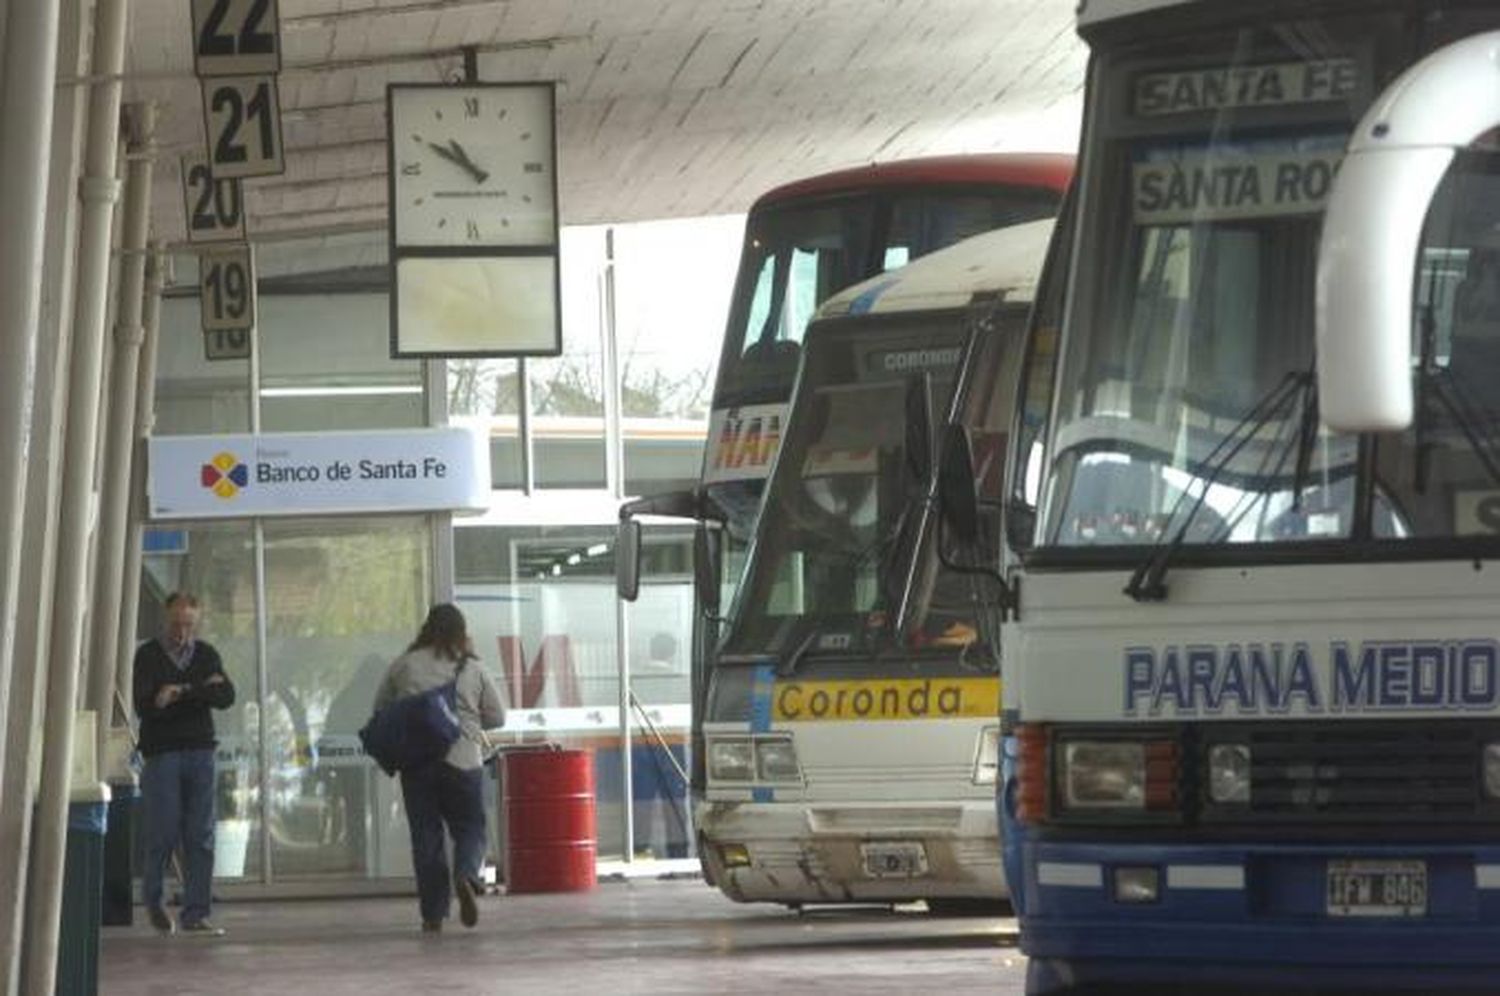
left=201, top=75, right=284, bottom=179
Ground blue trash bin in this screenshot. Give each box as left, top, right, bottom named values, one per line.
left=103, top=780, right=138, bottom=927
left=57, top=783, right=110, bottom=996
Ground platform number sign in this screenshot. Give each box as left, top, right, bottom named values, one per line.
left=190, top=0, right=281, bottom=77
left=181, top=153, right=245, bottom=244
left=199, top=246, right=256, bottom=354
left=201, top=75, right=284, bottom=179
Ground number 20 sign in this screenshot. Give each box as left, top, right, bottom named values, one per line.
left=181, top=152, right=245, bottom=243
left=201, top=75, right=284, bottom=178
left=200, top=246, right=256, bottom=336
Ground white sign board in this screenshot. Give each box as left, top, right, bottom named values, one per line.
left=148, top=428, right=492, bottom=520
left=701, top=402, right=787, bottom=485
left=181, top=152, right=245, bottom=243
left=199, top=245, right=256, bottom=332
left=191, top=0, right=281, bottom=77
left=1134, top=59, right=1359, bottom=117
left=1132, top=151, right=1343, bottom=225
left=202, top=74, right=284, bottom=178
left=203, top=327, right=251, bottom=361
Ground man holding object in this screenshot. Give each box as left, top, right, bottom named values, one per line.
left=133, top=591, right=236, bottom=936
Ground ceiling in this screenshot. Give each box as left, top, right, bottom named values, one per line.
left=116, top=0, right=1086, bottom=249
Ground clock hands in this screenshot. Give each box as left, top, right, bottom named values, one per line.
left=427, top=139, right=489, bottom=185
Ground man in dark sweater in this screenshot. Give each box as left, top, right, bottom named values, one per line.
left=133, top=591, right=236, bottom=936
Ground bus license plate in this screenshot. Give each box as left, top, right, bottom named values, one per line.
left=1326, top=859, right=1427, bottom=917
left=861, top=842, right=929, bottom=878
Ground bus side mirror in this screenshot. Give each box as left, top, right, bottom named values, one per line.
left=616, top=518, right=642, bottom=602
left=693, top=523, right=722, bottom=616
left=937, top=424, right=982, bottom=546
left=1317, top=29, right=1500, bottom=432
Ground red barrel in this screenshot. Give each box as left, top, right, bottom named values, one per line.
left=503, top=748, right=597, bottom=893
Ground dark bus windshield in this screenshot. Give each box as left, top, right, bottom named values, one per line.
left=1031, top=5, right=1500, bottom=559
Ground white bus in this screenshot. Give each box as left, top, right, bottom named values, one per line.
left=694, top=219, right=1055, bottom=907
left=931, top=1, right=1500, bottom=991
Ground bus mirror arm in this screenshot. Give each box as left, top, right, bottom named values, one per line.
left=1317, top=29, right=1500, bottom=432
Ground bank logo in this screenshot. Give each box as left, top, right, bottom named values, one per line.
left=200, top=452, right=249, bottom=499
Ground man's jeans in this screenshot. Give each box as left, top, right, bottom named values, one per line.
left=141, top=748, right=217, bottom=927
left=400, top=760, right=486, bottom=923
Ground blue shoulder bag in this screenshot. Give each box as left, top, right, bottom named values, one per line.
left=360, top=660, right=466, bottom=776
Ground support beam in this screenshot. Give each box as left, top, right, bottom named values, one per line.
left=87, top=102, right=156, bottom=763
left=115, top=247, right=166, bottom=715
left=20, top=0, right=128, bottom=988
left=0, top=0, right=85, bottom=980
left=0, top=0, right=64, bottom=795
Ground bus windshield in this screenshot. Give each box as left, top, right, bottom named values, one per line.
left=1037, top=14, right=1384, bottom=552
left=713, top=184, right=1062, bottom=415
left=722, top=311, right=1018, bottom=665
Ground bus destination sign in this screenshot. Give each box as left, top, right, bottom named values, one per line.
left=1134, top=58, right=1358, bottom=117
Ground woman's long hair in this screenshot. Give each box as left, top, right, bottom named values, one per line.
left=408, top=603, right=476, bottom=663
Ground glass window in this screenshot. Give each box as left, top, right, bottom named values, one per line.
left=448, top=358, right=523, bottom=489
left=262, top=516, right=432, bottom=879
left=612, top=216, right=738, bottom=497
left=139, top=522, right=262, bottom=880
left=1378, top=145, right=1500, bottom=540
left=258, top=293, right=424, bottom=433
left=155, top=276, right=251, bottom=436
left=532, top=228, right=607, bottom=489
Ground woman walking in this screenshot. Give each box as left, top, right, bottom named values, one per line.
left=375, top=603, right=505, bottom=931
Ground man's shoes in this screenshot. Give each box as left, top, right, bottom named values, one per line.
left=455, top=874, right=479, bottom=928
left=146, top=906, right=175, bottom=935
left=421, top=919, right=443, bottom=934
left=179, top=920, right=226, bottom=938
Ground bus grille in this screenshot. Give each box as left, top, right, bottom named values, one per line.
left=1198, top=722, right=1500, bottom=824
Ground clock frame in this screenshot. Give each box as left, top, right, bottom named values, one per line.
left=386, top=80, right=561, bottom=358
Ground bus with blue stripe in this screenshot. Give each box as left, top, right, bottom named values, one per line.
left=961, top=1, right=1500, bottom=991
left=695, top=219, right=1054, bottom=907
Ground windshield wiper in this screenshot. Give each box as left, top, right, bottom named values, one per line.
left=1124, top=370, right=1313, bottom=602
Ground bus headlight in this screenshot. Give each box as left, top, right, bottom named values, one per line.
left=972, top=726, right=1000, bottom=785
left=1484, top=743, right=1500, bottom=799
left=1209, top=744, right=1252, bottom=804
left=708, top=738, right=755, bottom=782
left=755, top=737, right=802, bottom=783
left=1061, top=741, right=1145, bottom=810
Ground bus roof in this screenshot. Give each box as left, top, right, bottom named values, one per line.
left=1076, top=0, right=1196, bottom=28
left=753, top=153, right=1074, bottom=212
left=814, top=218, right=1055, bottom=319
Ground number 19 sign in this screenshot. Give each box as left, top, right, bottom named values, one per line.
left=200, top=246, right=256, bottom=362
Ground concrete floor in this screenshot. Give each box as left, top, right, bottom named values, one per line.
left=101, top=879, right=1029, bottom=995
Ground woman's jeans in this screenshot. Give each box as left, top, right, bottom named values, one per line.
left=400, top=760, right=487, bottom=923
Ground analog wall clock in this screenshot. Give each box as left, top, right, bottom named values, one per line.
left=388, top=83, right=557, bottom=249
left=386, top=81, right=561, bottom=358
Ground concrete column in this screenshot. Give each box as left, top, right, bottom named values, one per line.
left=20, top=0, right=128, bottom=988
left=0, top=0, right=85, bottom=982
left=114, top=247, right=166, bottom=706
left=87, top=103, right=156, bottom=762
left=0, top=0, right=64, bottom=789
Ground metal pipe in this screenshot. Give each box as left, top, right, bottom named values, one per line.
left=113, top=246, right=166, bottom=727
left=0, top=0, right=64, bottom=793
left=601, top=225, right=633, bottom=861
left=21, top=0, right=127, bottom=987
left=0, top=0, right=83, bottom=984
left=87, top=101, right=156, bottom=762
left=250, top=313, right=272, bottom=884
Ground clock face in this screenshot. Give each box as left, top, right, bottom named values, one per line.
left=389, top=83, right=557, bottom=249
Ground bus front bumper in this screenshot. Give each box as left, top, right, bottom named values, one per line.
left=696, top=798, right=1006, bottom=905
left=1021, top=839, right=1500, bottom=992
